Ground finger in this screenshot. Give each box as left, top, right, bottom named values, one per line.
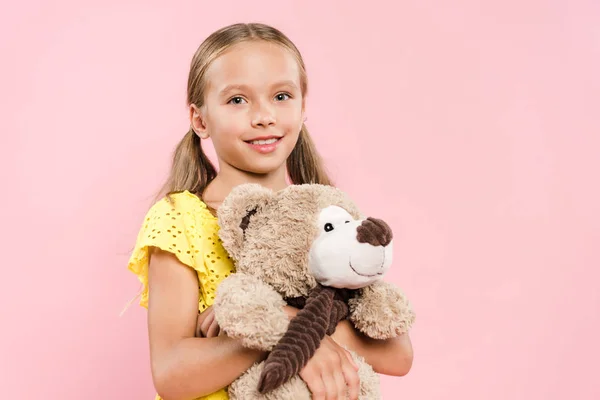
left=195, top=314, right=205, bottom=337
left=341, top=361, right=360, bottom=400
left=302, top=370, right=326, bottom=400
left=197, top=310, right=212, bottom=337
left=334, top=369, right=347, bottom=400
left=322, top=370, right=339, bottom=400
left=200, top=310, right=215, bottom=337
left=206, top=320, right=220, bottom=338
left=343, top=348, right=359, bottom=370
left=195, top=315, right=205, bottom=337
left=196, top=307, right=211, bottom=336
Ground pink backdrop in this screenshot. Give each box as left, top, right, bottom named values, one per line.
left=2, top=1, right=599, bottom=399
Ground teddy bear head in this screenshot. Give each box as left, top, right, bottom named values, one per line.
left=217, top=183, right=395, bottom=298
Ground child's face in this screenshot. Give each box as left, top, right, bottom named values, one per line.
left=192, top=40, right=305, bottom=176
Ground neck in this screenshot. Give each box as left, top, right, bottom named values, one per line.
left=202, top=162, right=289, bottom=209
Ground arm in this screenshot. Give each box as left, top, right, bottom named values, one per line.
left=337, top=280, right=416, bottom=376
left=147, top=248, right=267, bottom=400
left=331, top=321, right=414, bottom=376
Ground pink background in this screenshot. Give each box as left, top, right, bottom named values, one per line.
left=2, top=0, right=599, bottom=399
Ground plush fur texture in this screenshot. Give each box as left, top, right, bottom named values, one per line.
left=213, top=183, right=415, bottom=399
left=349, top=281, right=416, bottom=340
left=213, top=273, right=289, bottom=351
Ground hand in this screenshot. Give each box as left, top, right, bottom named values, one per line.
left=196, top=306, right=220, bottom=338
left=299, top=335, right=360, bottom=400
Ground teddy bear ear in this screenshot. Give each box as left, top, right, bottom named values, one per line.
left=217, top=183, right=274, bottom=261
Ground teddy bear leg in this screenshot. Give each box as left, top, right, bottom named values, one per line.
left=228, top=361, right=312, bottom=400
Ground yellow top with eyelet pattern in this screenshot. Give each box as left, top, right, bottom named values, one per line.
left=127, top=190, right=234, bottom=400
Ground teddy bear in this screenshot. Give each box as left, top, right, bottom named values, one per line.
left=212, top=183, right=415, bottom=399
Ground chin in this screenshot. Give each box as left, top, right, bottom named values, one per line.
left=242, top=163, right=284, bottom=176
left=240, top=156, right=289, bottom=176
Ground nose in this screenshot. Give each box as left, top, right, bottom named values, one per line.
left=357, top=217, right=393, bottom=247
left=251, top=102, right=276, bottom=128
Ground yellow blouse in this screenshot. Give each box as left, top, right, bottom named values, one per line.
left=127, top=190, right=234, bottom=400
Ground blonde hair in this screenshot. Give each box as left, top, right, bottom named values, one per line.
left=158, top=23, right=333, bottom=200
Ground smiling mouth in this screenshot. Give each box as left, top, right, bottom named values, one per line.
left=349, top=259, right=384, bottom=278
left=244, top=137, right=282, bottom=145
left=243, top=136, right=283, bottom=154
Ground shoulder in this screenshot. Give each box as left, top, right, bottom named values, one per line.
left=139, top=190, right=220, bottom=249
left=140, top=190, right=218, bottom=233
left=132, top=190, right=219, bottom=262
left=127, top=190, right=222, bottom=309
left=146, top=190, right=214, bottom=220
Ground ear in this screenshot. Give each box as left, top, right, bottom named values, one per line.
left=217, top=183, right=274, bottom=261
left=190, top=104, right=209, bottom=139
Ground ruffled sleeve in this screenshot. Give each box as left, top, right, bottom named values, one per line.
left=127, top=192, right=212, bottom=309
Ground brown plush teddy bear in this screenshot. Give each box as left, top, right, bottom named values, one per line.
left=213, top=183, right=415, bottom=399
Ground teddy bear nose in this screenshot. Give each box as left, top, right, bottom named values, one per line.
left=356, top=217, right=393, bottom=247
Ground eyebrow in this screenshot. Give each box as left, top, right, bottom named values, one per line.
left=218, top=80, right=300, bottom=97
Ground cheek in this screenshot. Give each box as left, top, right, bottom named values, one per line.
left=277, top=104, right=303, bottom=132
left=209, top=108, right=248, bottom=140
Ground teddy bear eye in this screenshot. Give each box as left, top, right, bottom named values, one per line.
left=324, top=223, right=334, bottom=232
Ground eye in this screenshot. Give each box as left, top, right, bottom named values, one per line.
left=275, top=93, right=291, bottom=101
left=324, top=223, right=334, bottom=232
left=345, top=221, right=350, bottom=223
left=228, top=96, right=247, bottom=105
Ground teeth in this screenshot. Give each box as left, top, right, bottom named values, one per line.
left=250, top=138, right=278, bottom=145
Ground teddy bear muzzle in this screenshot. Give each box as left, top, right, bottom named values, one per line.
left=356, top=217, right=393, bottom=247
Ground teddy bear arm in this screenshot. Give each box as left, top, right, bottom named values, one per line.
left=348, top=280, right=416, bottom=340
left=213, top=273, right=289, bottom=351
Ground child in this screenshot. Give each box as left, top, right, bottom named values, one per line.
left=127, top=22, right=413, bottom=400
